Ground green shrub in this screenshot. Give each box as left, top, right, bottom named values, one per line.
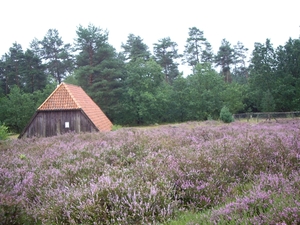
left=112, top=124, right=122, bottom=131
left=220, top=106, right=234, bottom=123
left=0, top=124, right=8, bottom=140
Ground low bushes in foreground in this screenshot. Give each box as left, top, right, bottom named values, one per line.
left=0, top=123, right=8, bottom=140
left=0, top=120, right=299, bottom=224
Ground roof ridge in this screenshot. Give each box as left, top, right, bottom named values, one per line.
left=63, top=83, right=82, bottom=109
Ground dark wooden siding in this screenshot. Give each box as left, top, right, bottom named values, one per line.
left=23, top=110, right=98, bottom=138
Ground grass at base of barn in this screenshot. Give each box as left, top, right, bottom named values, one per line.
left=1, top=119, right=299, bottom=224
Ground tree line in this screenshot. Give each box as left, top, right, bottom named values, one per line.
left=1, top=24, right=300, bottom=133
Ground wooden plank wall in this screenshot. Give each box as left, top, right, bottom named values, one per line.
left=23, top=110, right=97, bottom=138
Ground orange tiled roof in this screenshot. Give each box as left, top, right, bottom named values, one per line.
left=38, top=83, right=113, bottom=131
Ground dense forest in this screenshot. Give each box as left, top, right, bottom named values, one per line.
left=0, top=24, right=300, bottom=133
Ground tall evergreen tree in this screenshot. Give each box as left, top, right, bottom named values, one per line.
left=183, top=27, right=214, bottom=71
left=232, top=41, right=249, bottom=83
left=5, top=43, right=25, bottom=90
left=39, top=29, right=73, bottom=84
left=274, top=38, right=300, bottom=111
left=250, top=39, right=276, bottom=84
left=74, top=24, right=109, bottom=86
left=215, top=39, right=234, bottom=83
left=248, top=39, right=277, bottom=111
left=121, top=34, right=151, bottom=62
left=29, top=38, right=42, bottom=57
left=202, top=41, right=214, bottom=64
left=153, top=37, right=181, bottom=84
left=74, top=24, right=125, bottom=121
left=0, top=55, right=8, bottom=96
left=22, top=49, right=47, bottom=93
left=0, top=43, right=47, bottom=95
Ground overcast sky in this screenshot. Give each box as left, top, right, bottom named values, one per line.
left=1, top=0, right=299, bottom=75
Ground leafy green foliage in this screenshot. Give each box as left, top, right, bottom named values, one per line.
left=167, top=76, right=190, bottom=122
left=31, top=83, right=56, bottom=108
left=0, top=86, right=36, bottom=133
left=0, top=85, right=54, bottom=133
left=121, top=58, right=164, bottom=125
left=220, top=106, right=234, bottom=123
left=187, top=63, right=225, bottom=120
left=261, top=90, right=275, bottom=112
left=1, top=25, right=300, bottom=129
left=112, top=124, right=122, bottom=131
left=0, top=123, right=8, bottom=140
left=221, top=83, right=245, bottom=113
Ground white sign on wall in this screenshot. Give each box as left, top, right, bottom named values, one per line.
left=65, top=122, right=70, bottom=128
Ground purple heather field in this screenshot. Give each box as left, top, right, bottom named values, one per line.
left=0, top=120, right=299, bottom=224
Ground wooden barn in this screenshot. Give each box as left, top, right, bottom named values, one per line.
left=19, top=82, right=113, bottom=138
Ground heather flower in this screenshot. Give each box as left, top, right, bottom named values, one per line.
left=0, top=119, right=299, bottom=224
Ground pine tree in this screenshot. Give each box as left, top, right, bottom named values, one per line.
left=153, top=37, right=181, bottom=84
left=248, top=39, right=276, bottom=111
left=183, top=27, right=214, bottom=71
left=5, top=43, right=25, bottom=90
left=22, top=49, right=47, bottom=93
left=121, top=34, right=151, bottom=62
left=215, top=39, right=234, bottom=83
left=39, top=29, right=73, bottom=84
left=232, top=41, right=249, bottom=83
left=74, top=24, right=125, bottom=121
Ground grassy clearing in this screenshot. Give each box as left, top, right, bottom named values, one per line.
left=165, top=210, right=209, bottom=225
left=1, top=120, right=299, bottom=224
left=8, top=133, right=19, bottom=139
